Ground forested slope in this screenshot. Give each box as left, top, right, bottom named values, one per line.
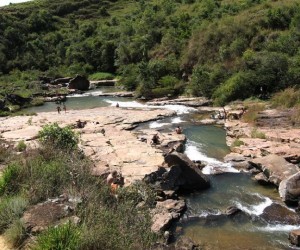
left=0, top=0, right=300, bottom=104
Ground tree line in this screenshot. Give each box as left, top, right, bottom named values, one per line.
left=0, top=0, right=300, bottom=104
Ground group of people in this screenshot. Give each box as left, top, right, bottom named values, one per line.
left=150, top=126, right=183, bottom=145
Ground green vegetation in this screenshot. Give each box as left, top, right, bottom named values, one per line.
left=89, top=72, right=115, bottom=80
left=16, top=140, right=26, bottom=152
left=242, top=102, right=266, bottom=124
left=231, top=139, right=245, bottom=148
left=38, top=123, right=79, bottom=150
left=33, top=222, right=81, bottom=250
left=251, top=128, right=266, bottom=139
left=0, top=0, right=299, bottom=104
left=0, top=126, right=159, bottom=248
left=271, top=87, right=300, bottom=108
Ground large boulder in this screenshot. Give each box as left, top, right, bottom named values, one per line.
left=164, top=152, right=210, bottom=191
left=68, top=75, right=90, bottom=90
left=249, top=154, right=298, bottom=186
left=279, top=172, right=300, bottom=205
left=261, top=203, right=300, bottom=225
left=21, top=195, right=81, bottom=234
left=151, top=199, right=186, bottom=233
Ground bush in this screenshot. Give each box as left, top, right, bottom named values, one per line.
left=251, top=128, right=266, bottom=139
left=231, top=139, right=245, bottom=148
left=38, top=123, right=79, bottom=150
left=271, top=88, right=300, bottom=108
left=0, top=196, right=28, bottom=233
left=78, top=181, right=158, bottom=250
left=89, top=72, right=115, bottom=80
left=16, top=140, right=26, bottom=152
left=241, top=102, right=266, bottom=124
left=33, top=222, right=81, bottom=250
left=4, top=219, right=27, bottom=248
left=213, top=72, right=256, bottom=106
left=151, top=87, right=175, bottom=98
left=0, top=163, right=22, bottom=196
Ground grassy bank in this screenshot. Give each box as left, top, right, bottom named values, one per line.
left=0, top=124, right=159, bottom=249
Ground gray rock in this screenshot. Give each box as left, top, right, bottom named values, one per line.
left=261, top=203, right=300, bottom=225
left=164, top=152, right=210, bottom=191
left=254, top=172, right=269, bottom=185
left=249, top=154, right=298, bottom=186
left=279, top=171, right=300, bottom=205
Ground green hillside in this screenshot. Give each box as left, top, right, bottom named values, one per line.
left=0, top=0, right=300, bottom=104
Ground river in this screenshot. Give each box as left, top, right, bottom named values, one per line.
left=28, top=88, right=300, bottom=249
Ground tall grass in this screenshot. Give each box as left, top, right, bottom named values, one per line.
left=0, top=196, right=28, bottom=233
left=89, top=72, right=115, bottom=80
left=241, top=102, right=266, bottom=124
left=271, top=88, right=300, bottom=108
left=32, top=222, right=81, bottom=250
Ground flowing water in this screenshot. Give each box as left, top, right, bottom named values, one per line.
left=28, top=90, right=300, bottom=249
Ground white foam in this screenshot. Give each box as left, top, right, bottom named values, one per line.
left=105, top=99, right=146, bottom=108
left=163, top=105, right=197, bottom=114
left=104, top=100, right=197, bottom=114
left=171, top=117, right=184, bottom=123
left=234, top=194, right=273, bottom=216
left=198, top=211, right=222, bottom=217
left=149, top=121, right=169, bottom=128
left=257, top=224, right=300, bottom=232
left=67, top=90, right=103, bottom=98
left=184, top=142, right=239, bottom=174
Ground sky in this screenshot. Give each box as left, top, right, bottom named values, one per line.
left=0, top=0, right=32, bottom=7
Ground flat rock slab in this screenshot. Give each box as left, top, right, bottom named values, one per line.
left=0, top=107, right=175, bottom=185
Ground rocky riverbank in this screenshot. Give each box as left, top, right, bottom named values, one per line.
left=0, top=104, right=211, bottom=246
left=223, top=107, right=300, bottom=204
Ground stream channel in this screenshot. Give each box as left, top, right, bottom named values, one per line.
left=27, top=88, right=300, bottom=250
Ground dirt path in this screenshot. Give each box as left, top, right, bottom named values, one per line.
left=0, top=236, right=11, bottom=250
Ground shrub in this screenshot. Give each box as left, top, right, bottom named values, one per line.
left=33, top=222, right=81, bottom=250
left=270, top=88, right=300, bottom=108
left=4, top=219, right=27, bottom=248
left=38, top=123, right=79, bottom=150
left=0, top=163, right=22, bottom=196
left=251, top=128, right=266, bottom=139
left=0, top=142, right=11, bottom=163
left=89, top=72, right=115, bottom=80
left=16, top=140, right=26, bottom=152
left=78, top=181, right=158, bottom=250
left=151, top=87, right=175, bottom=98
left=0, top=196, right=28, bottom=233
left=231, top=139, right=245, bottom=148
left=241, top=102, right=266, bottom=124
left=213, top=72, right=256, bottom=106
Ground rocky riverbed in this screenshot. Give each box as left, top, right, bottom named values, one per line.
left=224, top=108, right=300, bottom=204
